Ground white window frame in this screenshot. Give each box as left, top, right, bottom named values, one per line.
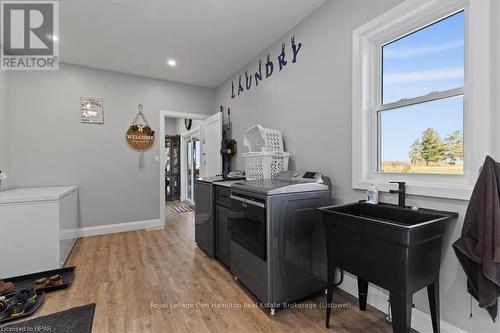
left=352, top=0, right=491, bottom=200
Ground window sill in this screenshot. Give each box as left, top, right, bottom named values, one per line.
left=354, top=179, right=472, bottom=201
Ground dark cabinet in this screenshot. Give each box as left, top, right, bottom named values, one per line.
left=215, top=204, right=231, bottom=268
left=195, top=180, right=214, bottom=257
left=214, top=186, right=231, bottom=207
left=165, top=135, right=181, bottom=201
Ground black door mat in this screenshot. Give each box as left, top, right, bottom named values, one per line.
left=1, top=267, right=76, bottom=295
left=172, top=205, right=195, bottom=213
left=1, top=303, right=96, bottom=333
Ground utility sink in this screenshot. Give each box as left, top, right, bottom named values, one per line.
left=318, top=202, right=458, bottom=333
left=319, top=202, right=457, bottom=246
left=326, top=202, right=453, bottom=226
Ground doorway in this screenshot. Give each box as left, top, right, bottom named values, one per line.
left=159, top=110, right=222, bottom=227
left=165, top=135, right=181, bottom=202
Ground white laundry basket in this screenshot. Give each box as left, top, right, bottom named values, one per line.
left=243, top=125, right=284, bottom=152
left=242, top=152, right=291, bottom=180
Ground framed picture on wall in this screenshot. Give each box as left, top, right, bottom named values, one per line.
left=80, top=96, right=104, bottom=124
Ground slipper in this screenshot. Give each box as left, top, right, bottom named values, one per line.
left=6, top=289, right=38, bottom=319
left=0, top=288, right=43, bottom=322
left=0, top=280, right=14, bottom=294
left=10, top=298, right=37, bottom=318
left=0, top=299, right=13, bottom=320
left=34, top=277, right=48, bottom=290
left=47, top=275, right=62, bottom=287
left=12, top=289, right=36, bottom=303
left=34, top=275, right=62, bottom=290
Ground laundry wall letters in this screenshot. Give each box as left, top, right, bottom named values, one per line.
left=231, top=36, right=302, bottom=99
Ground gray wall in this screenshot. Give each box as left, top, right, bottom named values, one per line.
left=165, top=117, right=178, bottom=135
left=493, top=2, right=500, bottom=159
left=9, top=63, right=215, bottom=228
left=176, top=118, right=204, bottom=136
left=0, top=70, right=9, bottom=189
left=215, top=0, right=499, bottom=332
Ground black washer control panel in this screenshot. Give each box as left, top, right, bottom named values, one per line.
left=303, top=172, right=318, bottom=179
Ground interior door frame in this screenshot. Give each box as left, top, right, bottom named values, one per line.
left=180, top=126, right=201, bottom=205
left=159, top=110, right=208, bottom=227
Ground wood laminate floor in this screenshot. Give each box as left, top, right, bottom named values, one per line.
left=29, top=203, right=393, bottom=333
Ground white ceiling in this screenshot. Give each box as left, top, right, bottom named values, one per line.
left=59, top=0, right=327, bottom=88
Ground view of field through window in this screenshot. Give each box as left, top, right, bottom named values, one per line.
left=379, top=11, right=464, bottom=174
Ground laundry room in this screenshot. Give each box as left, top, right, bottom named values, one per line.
left=0, top=1, right=499, bottom=333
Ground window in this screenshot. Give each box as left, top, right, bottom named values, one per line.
left=352, top=0, right=492, bottom=200
left=379, top=11, right=464, bottom=174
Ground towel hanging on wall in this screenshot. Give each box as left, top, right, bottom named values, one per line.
left=453, top=155, right=500, bottom=322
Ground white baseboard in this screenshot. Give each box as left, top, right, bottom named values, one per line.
left=78, top=219, right=163, bottom=238
left=339, top=273, right=468, bottom=333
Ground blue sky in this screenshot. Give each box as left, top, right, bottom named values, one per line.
left=380, top=11, right=464, bottom=162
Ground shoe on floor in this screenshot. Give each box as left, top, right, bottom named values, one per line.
left=0, top=279, right=14, bottom=294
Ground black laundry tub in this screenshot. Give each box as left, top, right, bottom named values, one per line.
left=318, top=202, right=457, bottom=333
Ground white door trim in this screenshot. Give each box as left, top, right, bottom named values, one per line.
left=159, top=110, right=208, bottom=227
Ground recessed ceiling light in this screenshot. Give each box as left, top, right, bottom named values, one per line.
left=167, top=59, right=177, bottom=67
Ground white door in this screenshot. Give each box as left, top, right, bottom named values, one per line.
left=201, top=112, right=222, bottom=177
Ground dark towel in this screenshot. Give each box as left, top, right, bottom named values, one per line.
left=453, top=155, right=500, bottom=321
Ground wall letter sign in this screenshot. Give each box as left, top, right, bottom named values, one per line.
left=230, top=36, right=303, bottom=99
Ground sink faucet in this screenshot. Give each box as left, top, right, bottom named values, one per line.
left=389, top=181, right=406, bottom=207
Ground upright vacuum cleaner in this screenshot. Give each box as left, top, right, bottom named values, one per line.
left=220, top=106, right=237, bottom=179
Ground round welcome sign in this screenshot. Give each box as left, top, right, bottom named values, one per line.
left=126, top=124, right=155, bottom=151
left=126, top=105, right=155, bottom=151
